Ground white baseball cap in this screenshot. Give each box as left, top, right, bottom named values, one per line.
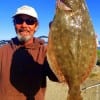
left=13, top=5, right=38, bottom=19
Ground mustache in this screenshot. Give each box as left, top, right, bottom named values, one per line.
left=18, top=28, right=29, bottom=32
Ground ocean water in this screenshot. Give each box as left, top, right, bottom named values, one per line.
left=97, top=47, right=100, bottom=50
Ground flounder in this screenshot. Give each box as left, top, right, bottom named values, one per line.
left=47, top=0, right=97, bottom=100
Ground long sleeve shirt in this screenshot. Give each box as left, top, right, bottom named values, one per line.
left=0, top=37, right=58, bottom=100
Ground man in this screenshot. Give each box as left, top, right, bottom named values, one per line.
left=0, top=5, right=58, bottom=100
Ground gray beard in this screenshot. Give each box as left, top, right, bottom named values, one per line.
left=17, top=34, right=33, bottom=43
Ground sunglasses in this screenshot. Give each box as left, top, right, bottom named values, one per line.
left=14, top=17, right=37, bottom=25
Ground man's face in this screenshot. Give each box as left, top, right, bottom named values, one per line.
left=14, top=14, right=38, bottom=42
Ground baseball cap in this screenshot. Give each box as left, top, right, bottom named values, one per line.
left=13, top=5, right=38, bottom=19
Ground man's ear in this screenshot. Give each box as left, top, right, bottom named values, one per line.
left=34, top=24, right=38, bottom=31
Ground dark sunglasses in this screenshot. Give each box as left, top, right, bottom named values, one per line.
left=14, top=17, right=37, bottom=25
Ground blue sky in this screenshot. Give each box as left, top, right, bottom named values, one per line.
left=0, top=0, right=100, bottom=40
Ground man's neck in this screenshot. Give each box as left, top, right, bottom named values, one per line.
left=24, top=38, right=33, bottom=46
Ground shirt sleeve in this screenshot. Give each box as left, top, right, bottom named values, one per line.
left=43, top=58, right=59, bottom=82
left=0, top=47, right=2, bottom=76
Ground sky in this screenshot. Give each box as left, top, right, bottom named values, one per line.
left=0, top=0, right=100, bottom=40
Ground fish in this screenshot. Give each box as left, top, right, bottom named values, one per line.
left=47, top=0, right=97, bottom=100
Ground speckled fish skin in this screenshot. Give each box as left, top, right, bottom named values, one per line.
left=47, top=0, right=97, bottom=100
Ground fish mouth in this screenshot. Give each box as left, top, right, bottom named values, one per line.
left=56, top=0, right=72, bottom=11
